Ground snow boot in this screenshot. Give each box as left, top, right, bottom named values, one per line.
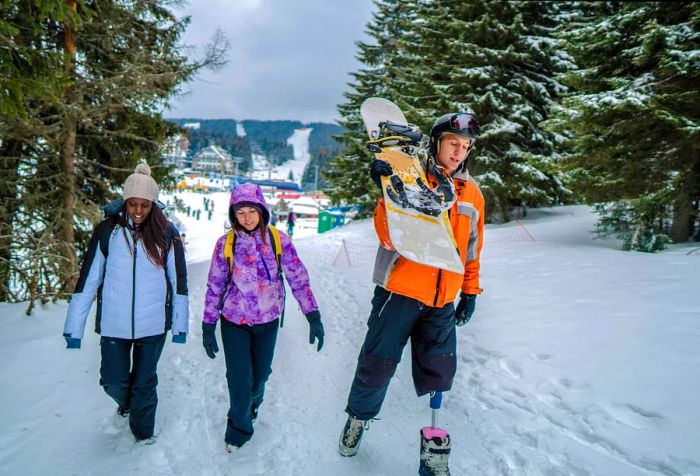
left=135, top=436, right=156, bottom=447
left=339, top=416, right=370, bottom=457
left=111, top=406, right=130, bottom=429
left=418, top=427, right=451, bottom=476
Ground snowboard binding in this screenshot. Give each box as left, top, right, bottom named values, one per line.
left=366, top=120, right=455, bottom=216
left=366, top=120, right=429, bottom=155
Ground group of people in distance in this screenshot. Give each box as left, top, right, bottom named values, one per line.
left=62, top=111, right=484, bottom=475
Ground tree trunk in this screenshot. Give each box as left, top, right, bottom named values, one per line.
left=0, top=140, right=22, bottom=301
left=670, top=166, right=699, bottom=243
left=61, top=0, right=78, bottom=294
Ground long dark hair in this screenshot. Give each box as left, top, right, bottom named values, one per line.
left=118, top=202, right=168, bottom=267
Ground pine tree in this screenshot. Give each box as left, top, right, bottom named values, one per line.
left=416, top=0, right=571, bottom=220
left=0, top=0, right=74, bottom=302
left=326, top=0, right=420, bottom=212
left=0, top=0, right=227, bottom=307
left=552, top=2, right=700, bottom=250
left=328, top=0, right=572, bottom=220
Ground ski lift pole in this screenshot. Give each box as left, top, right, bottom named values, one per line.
left=430, top=391, right=442, bottom=428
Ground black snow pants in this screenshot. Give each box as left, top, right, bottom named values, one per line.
left=99, top=333, right=166, bottom=440
left=346, top=286, right=457, bottom=420
left=221, top=318, right=279, bottom=447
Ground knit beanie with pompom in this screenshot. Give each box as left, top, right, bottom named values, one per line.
left=123, top=162, right=159, bottom=202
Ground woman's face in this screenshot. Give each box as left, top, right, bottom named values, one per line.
left=436, top=133, right=473, bottom=174
left=236, top=206, right=260, bottom=231
left=125, top=198, right=153, bottom=225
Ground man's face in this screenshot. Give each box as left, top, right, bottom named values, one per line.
left=435, top=133, right=472, bottom=174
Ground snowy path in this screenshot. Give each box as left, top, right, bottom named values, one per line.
left=1, top=205, right=699, bottom=475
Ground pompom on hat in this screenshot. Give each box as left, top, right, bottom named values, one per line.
left=123, top=162, right=159, bottom=202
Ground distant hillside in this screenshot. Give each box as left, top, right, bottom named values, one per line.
left=167, top=118, right=345, bottom=187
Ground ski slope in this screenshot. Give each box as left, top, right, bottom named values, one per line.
left=1, top=204, right=698, bottom=475
left=251, top=127, right=312, bottom=185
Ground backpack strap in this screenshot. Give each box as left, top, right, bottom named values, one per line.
left=267, top=225, right=282, bottom=269
left=217, top=230, right=236, bottom=316
left=99, top=221, right=117, bottom=259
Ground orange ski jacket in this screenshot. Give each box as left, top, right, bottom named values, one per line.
left=372, top=168, right=485, bottom=308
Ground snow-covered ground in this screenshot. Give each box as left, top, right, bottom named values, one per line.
left=1, top=204, right=699, bottom=476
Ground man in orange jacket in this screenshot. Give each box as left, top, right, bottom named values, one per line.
left=339, top=113, right=485, bottom=465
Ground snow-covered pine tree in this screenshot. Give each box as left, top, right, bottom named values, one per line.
left=0, top=0, right=227, bottom=308
left=0, top=1, right=73, bottom=302
left=326, top=0, right=421, bottom=212
left=415, top=0, right=572, bottom=220
left=552, top=2, right=700, bottom=250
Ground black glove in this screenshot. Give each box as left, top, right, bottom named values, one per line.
left=202, top=322, right=219, bottom=359
left=455, top=293, right=477, bottom=327
left=305, top=310, right=324, bottom=352
left=370, top=159, right=393, bottom=189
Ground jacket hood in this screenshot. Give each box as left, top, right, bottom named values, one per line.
left=229, top=183, right=270, bottom=226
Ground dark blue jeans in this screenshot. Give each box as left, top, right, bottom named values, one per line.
left=99, top=333, right=166, bottom=439
left=221, top=319, right=279, bottom=447
left=346, top=286, right=457, bottom=420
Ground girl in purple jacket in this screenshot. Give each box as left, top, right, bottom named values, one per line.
left=201, top=183, right=324, bottom=451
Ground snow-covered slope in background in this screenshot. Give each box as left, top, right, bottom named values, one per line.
left=236, top=122, right=246, bottom=137
left=251, top=128, right=312, bottom=184
left=1, top=203, right=698, bottom=476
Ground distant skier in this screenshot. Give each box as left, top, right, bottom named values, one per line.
left=339, top=113, right=485, bottom=475
left=62, top=163, right=189, bottom=445
left=287, top=211, right=297, bottom=237
left=201, top=184, right=324, bottom=452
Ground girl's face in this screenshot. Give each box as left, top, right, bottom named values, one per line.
left=125, top=198, right=153, bottom=225
left=236, top=206, right=260, bottom=231
left=436, top=133, right=473, bottom=174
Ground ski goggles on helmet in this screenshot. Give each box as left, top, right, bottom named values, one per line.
left=449, top=113, right=480, bottom=137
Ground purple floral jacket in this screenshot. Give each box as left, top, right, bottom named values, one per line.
left=203, top=184, right=318, bottom=326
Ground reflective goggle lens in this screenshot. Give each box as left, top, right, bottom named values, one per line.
left=450, top=114, right=479, bottom=135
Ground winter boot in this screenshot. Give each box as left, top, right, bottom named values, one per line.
left=135, top=436, right=156, bottom=447
left=419, top=427, right=451, bottom=476
left=112, top=406, right=130, bottom=430
left=338, top=416, right=370, bottom=457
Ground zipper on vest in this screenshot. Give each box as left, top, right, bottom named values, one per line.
left=433, top=270, right=442, bottom=307
left=131, top=241, right=137, bottom=339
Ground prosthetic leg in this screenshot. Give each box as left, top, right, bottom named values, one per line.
left=419, top=391, right=451, bottom=476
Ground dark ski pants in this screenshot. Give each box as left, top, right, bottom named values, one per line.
left=99, top=333, right=166, bottom=440
left=221, top=318, right=279, bottom=447
left=346, top=286, right=457, bottom=420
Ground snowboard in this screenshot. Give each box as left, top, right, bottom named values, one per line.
left=360, top=97, right=464, bottom=274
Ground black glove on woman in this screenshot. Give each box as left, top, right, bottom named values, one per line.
left=305, top=310, right=325, bottom=352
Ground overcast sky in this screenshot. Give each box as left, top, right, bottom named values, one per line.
left=165, top=0, right=375, bottom=124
